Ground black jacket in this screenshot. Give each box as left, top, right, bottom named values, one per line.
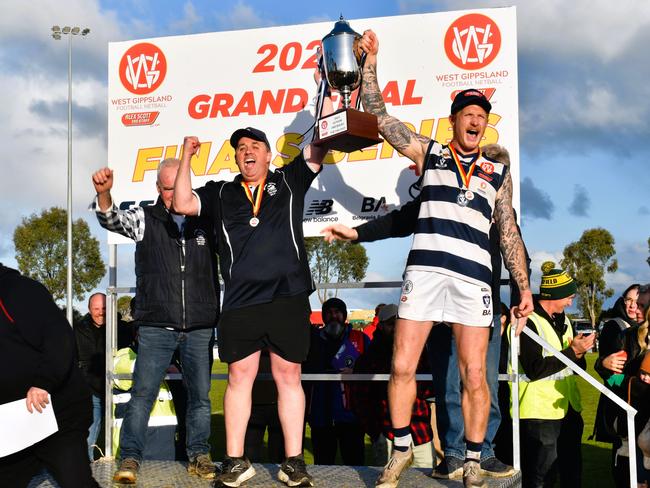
left=595, top=297, right=639, bottom=382
left=0, top=265, right=91, bottom=430
left=518, top=297, right=586, bottom=381
left=133, top=198, right=220, bottom=329
left=74, top=313, right=106, bottom=397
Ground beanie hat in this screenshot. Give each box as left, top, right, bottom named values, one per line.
left=322, top=297, right=347, bottom=318
left=539, top=261, right=577, bottom=300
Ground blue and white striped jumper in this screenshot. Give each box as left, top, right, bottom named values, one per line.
left=405, top=141, right=508, bottom=289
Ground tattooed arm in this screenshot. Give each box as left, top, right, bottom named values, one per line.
left=358, top=30, right=430, bottom=173
left=494, top=170, right=534, bottom=330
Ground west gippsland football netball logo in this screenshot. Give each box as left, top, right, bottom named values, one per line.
left=444, top=13, right=501, bottom=70
left=119, top=43, right=167, bottom=95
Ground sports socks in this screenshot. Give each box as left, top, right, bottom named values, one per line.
left=465, top=438, right=483, bottom=463
left=392, top=426, right=412, bottom=452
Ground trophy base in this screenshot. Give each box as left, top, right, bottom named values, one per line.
left=313, top=108, right=382, bottom=153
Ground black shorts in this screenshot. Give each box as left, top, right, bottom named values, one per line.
left=217, top=293, right=311, bottom=364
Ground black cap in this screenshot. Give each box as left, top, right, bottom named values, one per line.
left=450, top=89, right=492, bottom=115
left=322, top=297, right=347, bottom=318
left=229, top=127, right=271, bottom=150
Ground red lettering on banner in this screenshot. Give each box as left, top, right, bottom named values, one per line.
left=188, top=89, right=308, bottom=119
left=232, top=92, right=257, bottom=116
left=402, top=80, right=423, bottom=105
left=381, top=80, right=422, bottom=106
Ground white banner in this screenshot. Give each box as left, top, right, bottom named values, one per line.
left=107, top=8, right=519, bottom=244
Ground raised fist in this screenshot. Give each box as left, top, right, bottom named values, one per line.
left=184, top=136, right=201, bottom=157
left=92, top=167, right=114, bottom=194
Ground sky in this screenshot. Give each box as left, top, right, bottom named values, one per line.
left=0, top=0, right=648, bottom=314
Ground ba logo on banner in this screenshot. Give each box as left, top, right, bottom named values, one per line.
left=119, top=43, right=167, bottom=95
left=444, top=13, right=501, bottom=70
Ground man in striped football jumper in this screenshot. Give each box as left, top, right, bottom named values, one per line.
left=357, top=30, right=533, bottom=488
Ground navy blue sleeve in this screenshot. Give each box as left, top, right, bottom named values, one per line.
left=277, top=151, right=321, bottom=195
left=195, top=180, right=224, bottom=220
left=354, top=195, right=421, bottom=243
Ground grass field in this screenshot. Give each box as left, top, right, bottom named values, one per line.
left=209, top=352, right=617, bottom=485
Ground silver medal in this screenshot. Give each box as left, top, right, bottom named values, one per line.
left=465, top=190, right=474, bottom=201
left=249, top=217, right=260, bottom=227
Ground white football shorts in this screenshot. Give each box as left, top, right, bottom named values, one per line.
left=397, top=269, right=493, bottom=327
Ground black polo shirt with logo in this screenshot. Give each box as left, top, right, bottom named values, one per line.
left=196, top=152, right=319, bottom=312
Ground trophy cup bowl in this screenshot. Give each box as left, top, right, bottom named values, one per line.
left=314, top=16, right=381, bottom=153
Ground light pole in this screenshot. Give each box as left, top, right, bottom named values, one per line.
left=51, top=25, right=90, bottom=325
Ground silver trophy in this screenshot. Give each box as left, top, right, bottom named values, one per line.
left=314, top=16, right=381, bottom=153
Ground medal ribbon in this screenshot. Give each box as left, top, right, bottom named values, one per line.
left=241, top=178, right=266, bottom=218
left=449, top=144, right=481, bottom=190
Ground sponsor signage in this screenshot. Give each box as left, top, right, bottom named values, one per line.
left=108, top=7, right=519, bottom=243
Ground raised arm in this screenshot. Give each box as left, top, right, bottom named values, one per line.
left=304, top=62, right=335, bottom=172
left=494, top=171, right=533, bottom=327
left=358, top=30, right=430, bottom=173
left=173, top=136, right=200, bottom=216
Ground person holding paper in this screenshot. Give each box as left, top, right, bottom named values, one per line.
left=0, top=264, right=99, bottom=488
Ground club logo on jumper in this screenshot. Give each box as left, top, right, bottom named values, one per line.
left=444, top=14, right=501, bottom=70
left=435, top=157, right=448, bottom=169
left=306, top=199, right=334, bottom=216
left=265, top=182, right=277, bottom=196
left=194, top=229, right=207, bottom=246
left=402, top=280, right=414, bottom=294
left=480, top=162, right=494, bottom=174
left=483, top=295, right=491, bottom=308
left=119, top=43, right=167, bottom=95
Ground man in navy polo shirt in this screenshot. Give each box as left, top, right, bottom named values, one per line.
left=173, top=127, right=330, bottom=487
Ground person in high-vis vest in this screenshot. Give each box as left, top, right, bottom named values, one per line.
left=112, top=347, right=178, bottom=461
left=509, top=262, right=595, bottom=488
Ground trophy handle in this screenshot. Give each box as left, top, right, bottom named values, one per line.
left=355, top=52, right=367, bottom=111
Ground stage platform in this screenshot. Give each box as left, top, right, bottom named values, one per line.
left=29, top=458, right=521, bottom=487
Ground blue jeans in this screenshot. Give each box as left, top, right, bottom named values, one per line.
left=119, top=326, right=214, bottom=461
left=87, top=394, right=103, bottom=460
left=427, top=314, right=502, bottom=461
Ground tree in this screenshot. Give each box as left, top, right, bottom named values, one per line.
left=305, top=237, right=369, bottom=303
left=561, top=228, right=617, bottom=326
left=117, top=295, right=134, bottom=321
left=13, top=207, right=105, bottom=303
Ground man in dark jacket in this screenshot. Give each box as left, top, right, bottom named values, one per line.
left=92, top=158, right=220, bottom=483
left=0, top=264, right=99, bottom=488
left=75, top=292, right=107, bottom=461
left=303, top=298, right=369, bottom=466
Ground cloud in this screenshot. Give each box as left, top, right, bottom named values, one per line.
left=215, top=1, right=275, bottom=30
left=520, top=177, right=554, bottom=220
left=169, top=2, right=204, bottom=34
left=568, top=184, right=590, bottom=217
left=28, top=98, right=107, bottom=140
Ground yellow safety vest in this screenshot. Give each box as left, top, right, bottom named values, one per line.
left=112, top=347, right=178, bottom=457
left=508, top=313, right=582, bottom=420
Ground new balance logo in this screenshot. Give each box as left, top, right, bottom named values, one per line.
left=306, top=199, right=334, bottom=216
